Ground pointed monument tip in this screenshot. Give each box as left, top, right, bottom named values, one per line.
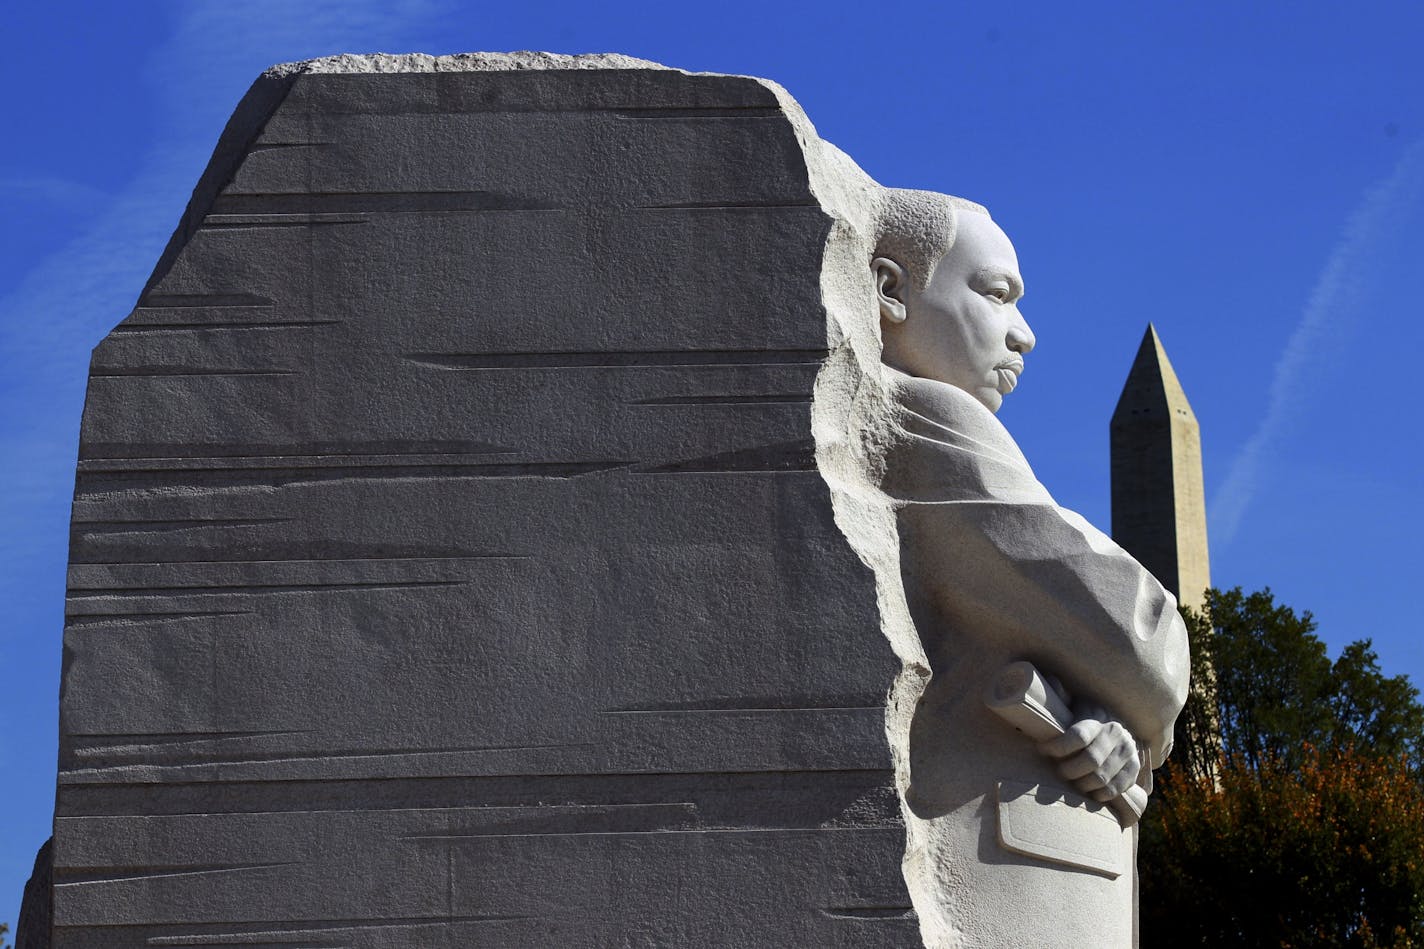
left=1130, top=324, right=1164, bottom=369
left=1114, top=321, right=1197, bottom=420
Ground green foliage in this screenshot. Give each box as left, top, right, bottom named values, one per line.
left=1173, top=587, right=1424, bottom=779
left=1331, top=640, right=1424, bottom=768
left=1143, top=587, right=1424, bottom=947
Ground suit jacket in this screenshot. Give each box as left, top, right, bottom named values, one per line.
left=883, top=368, right=1189, bottom=775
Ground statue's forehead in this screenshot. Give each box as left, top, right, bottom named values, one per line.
left=954, top=213, right=1021, bottom=274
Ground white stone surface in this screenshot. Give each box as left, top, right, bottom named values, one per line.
left=818, top=186, right=1192, bottom=946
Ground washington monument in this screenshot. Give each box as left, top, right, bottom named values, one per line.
left=1110, top=324, right=1210, bottom=610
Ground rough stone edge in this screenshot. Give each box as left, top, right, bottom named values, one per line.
left=15, top=837, right=52, bottom=949
left=758, top=84, right=949, bottom=948
left=264, top=50, right=669, bottom=75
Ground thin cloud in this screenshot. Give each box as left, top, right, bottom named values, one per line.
left=0, top=176, right=109, bottom=213
left=1211, top=138, right=1424, bottom=545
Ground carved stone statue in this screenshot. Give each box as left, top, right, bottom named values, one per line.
left=21, top=52, right=1188, bottom=947
left=869, top=188, right=1190, bottom=947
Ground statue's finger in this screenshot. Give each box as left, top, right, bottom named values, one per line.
left=1060, top=726, right=1130, bottom=783
left=1038, top=719, right=1099, bottom=759
left=1106, top=760, right=1141, bottom=796
left=1059, top=746, right=1113, bottom=783
left=1066, top=761, right=1108, bottom=788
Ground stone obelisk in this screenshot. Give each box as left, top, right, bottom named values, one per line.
left=1110, top=324, right=1210, bottom=610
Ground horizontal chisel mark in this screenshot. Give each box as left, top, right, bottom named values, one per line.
left=71, top=736, right=559, bottom=765
left=248, top=140, right=332, bottom=151
left=56, top=768, right=900, bottom=816
left=610, top=106, right=783, bottom=119
left=89, top=367, right=295, bottom=378
left=138, top=293, right=273, bottom=308
left=74, top=460, right=628, bottom=491
left=143, top=915, right=528, bottom=945
left=67, top=580, right=466, bottom=598
left=59, top=861, right=295, bottom=886
left=72, top=729, right=306, bottom=742
left=71, top=555, right=521, bottom=566
left=148, top=934, right=350, bottom=940
left=72, top=553, right=526, bottom=568
left=211, top=191, right=559, bottom=215
left=73, top=518, right=293, bottom=534
left=640, top=439, right=815, bottom=474
left=78, top=451, right=522, bottom=471
left=605, top=693, right=883, bottom=713
left=426, top=801, right=696, bottom=816
left=111, top=320, right=340, bottom=334
left=405, top=825, right=871, bottom=842
left=406, top=348, right=828, bottom=370
left=66, top=742, right=594, bottom=773
left=201, top=217, right=368, bottom=230
left=401, top=802, right=699, bottom=840
left=81, top=440, right=516, bottom=460
left=65, top=610, right=253, bottom=628
left=633, top=393, right=809, bottom=406
left=822, top=907, right=916, bottom=920
left=636, top=200, right=819, bottom=210
left=602, top=706, right=881, bottom=716
left=71, top=733, right=311, bottom=761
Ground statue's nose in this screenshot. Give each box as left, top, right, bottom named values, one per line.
left=1008, top=313, right=1036, bottom=354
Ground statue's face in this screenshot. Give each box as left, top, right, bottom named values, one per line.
left=882, top=213, right=1035, bottom=413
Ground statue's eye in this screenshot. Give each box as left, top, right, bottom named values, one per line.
left=986, top=287, right=1009, bottom=302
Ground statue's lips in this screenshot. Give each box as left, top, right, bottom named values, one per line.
left=995, top=357, right=1025, bottom=394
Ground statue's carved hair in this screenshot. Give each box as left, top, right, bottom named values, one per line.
left=873, top=188, right=990, bottom=290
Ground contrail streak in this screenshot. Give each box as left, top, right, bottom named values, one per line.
left=1211, top=139, right=1424, bottom=545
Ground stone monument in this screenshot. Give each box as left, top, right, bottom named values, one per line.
left=1110, top=324, right=1211, bottom=611
left=21, top=53, right=1189, bottom=949
left=861, top=191, right=1189, bottom=946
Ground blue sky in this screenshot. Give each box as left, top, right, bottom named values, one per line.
left=3, top=0, right=1422, bottom=925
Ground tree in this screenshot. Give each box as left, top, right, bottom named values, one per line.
left=1141, top=587, right=1424, bottom=947
left=1330, top=640, right=1424, bottom=768
left=1171, top=587, right=1424, bottom=779
left=1142, top=746, right=1424, bottom=947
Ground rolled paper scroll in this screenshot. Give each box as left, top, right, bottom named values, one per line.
left=985, top=660, right=1148, bottom=827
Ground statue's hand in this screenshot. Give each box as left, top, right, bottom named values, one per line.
left=1038, top=704, right=1141, bottom=802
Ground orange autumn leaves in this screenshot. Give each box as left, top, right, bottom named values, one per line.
left=1144, top=748, right=1424, bottom=947
left=1140, top=587, right=1424, bottom=948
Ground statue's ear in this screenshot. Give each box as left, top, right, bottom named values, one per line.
left=872, top=257, right=908, bottom=324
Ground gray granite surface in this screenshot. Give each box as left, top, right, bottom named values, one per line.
left=36, top=54, right=912, bottom=948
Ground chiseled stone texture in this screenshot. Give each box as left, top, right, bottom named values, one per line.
left=47, top=54, right=912, bottom=948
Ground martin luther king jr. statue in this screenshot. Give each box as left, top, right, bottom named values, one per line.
left=866, top=187, right=1190, bottom=947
